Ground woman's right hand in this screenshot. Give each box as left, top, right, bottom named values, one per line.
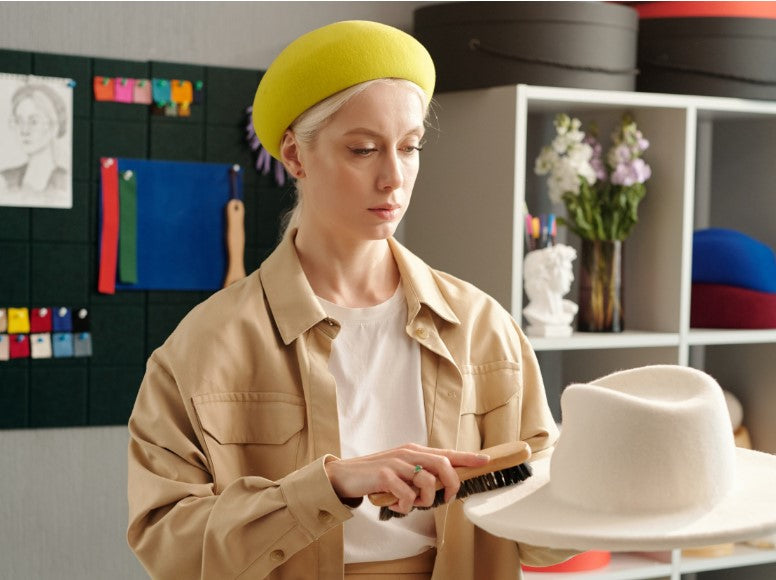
left=323, top=443, right=490, bottom=515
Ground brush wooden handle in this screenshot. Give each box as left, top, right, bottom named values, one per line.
left=223, top=198, right=246, bottom=287
left=367, top=440, right=531, bottom=507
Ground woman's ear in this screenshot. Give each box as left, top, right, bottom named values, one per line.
left=279, top=131, right=306, bottom=179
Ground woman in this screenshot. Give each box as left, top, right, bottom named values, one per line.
left=128, top=20, right=570, bottom=579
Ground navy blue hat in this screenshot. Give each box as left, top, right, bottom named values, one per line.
left=692, top=228, right=776, bottom=293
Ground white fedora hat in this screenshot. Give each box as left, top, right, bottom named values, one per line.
left=464, top=365, right=776, bottom=551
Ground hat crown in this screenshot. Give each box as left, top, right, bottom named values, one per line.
left=551, top=365, right=736, bottom=516
left=253, top=20, right=435, bottom=160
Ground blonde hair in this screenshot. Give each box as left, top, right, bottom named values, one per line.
left=279, top=78, right=432, bottom=237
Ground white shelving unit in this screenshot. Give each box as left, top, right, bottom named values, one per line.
left=521, top=546, right=776, bottom=580
left=404, top=84, right=776, bottom=579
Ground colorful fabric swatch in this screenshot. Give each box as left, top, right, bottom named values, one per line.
left=0, top=308, right=6, bottom=333
left=9, top=334, right=29, bottom=359
left=74, top=332, right=92, bottom=357
left=73, top=308, right=90, bottom=333
left=8, top=308, right=30, bottom=334
left=133, top=79, right=152, bottom=104
left=93, top=76, right=115, bottom=101
left=53, top=307, right=72, bottom=332
left=171, top=79, right=193, bottom=105
left=30, top=307, right=52, bottom=333
left=114, top=77, right=135, bottom=103
left=193, top=80, right=204, bottom=105
left=0, top=335, right=8, bottom=361
left=118, top=170, right=138, bottom=284
left=152, top=78, right=171, bottom=106
left=30, top=333, right=53, bottom=359
left=171, top=79, right=193, bottom=118
left=52, top=333, right=74, bottom=358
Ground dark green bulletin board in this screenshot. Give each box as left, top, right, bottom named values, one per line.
left=0, top=49, right=294, bottom=429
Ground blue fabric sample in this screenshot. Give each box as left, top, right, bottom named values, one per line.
left=52, top=333, right=74, bottom=358
left=53, top=307, right=73, bottom=332
left=692, top=228, right=776, bottom=293
left=151, top=78, right=171, bottom=106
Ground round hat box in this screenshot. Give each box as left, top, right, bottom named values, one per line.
left=413, top=1, right=639, bottom=93
left=635, top=1, right=776, bottom=100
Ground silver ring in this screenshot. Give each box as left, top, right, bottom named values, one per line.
left=413, top=465, right=423, bottom=475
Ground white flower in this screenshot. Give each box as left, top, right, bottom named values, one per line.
left=577, top=159, right=597, bottom=186
left=535, top=118, right=597, bottom=203
left=534, top=147, right=556, bottom=176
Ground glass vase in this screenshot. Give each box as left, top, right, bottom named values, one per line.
left=578, top=240, right=624, bottom=332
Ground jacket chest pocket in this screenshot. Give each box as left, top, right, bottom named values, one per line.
left=459, top=361, right=521, bottom=449
left=193, top=392, right=306, bottom=492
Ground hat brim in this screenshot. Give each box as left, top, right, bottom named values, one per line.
left=463, top=449, right=776, bottom=551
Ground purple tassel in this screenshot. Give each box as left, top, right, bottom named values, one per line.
left=274, top=160, right=286, bottom=187
left=245, top=105, right=289, bottom=187
left=257, top=148, right=272, bottom=174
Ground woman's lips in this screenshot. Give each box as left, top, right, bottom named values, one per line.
left=369, top=206, right=401, bottom=220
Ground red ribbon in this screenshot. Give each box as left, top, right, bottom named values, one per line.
left=98, top=158, right=120, bottom=294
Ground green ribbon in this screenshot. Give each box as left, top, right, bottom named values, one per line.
left=118, top=169, right=138, bottom=284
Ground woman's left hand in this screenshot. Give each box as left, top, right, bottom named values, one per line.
left=323, top=443, right=490, bottom=515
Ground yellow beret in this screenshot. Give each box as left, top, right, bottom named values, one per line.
left=252, top=20, right=435, bottom=160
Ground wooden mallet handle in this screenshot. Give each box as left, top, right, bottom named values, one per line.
left=223, top=198, right=246, bottom=287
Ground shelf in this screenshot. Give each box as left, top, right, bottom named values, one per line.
left=520, top=84, right=776, bottom=119
left=687, top=329, right=776, bottom=346
left=522, top=545, right=776, bottom=579
left=680, top=544, right=776, bottom=574
left=523, top=552, right=672, bottom=580
left=529, top=331, right=680, bottom=352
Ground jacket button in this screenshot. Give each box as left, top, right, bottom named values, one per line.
left=318, top=510, right=334, bottom=524
left=414, top=327, right=429, bottom=339
left=270, top=549, right=285, bottom=562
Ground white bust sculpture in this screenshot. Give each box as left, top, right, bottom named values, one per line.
left=523, top=244, right=578, bottom=337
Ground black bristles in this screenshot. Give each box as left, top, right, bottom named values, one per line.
left=378, top=462, right=533, bottom=521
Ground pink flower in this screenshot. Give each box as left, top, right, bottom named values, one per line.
left=611, top=158, right=651, bottom=186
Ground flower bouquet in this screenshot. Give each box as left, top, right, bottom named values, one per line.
left=534, top=113, right=651, bottom=331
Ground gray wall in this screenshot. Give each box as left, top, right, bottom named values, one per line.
left=0, top=3, right=428, bottom=578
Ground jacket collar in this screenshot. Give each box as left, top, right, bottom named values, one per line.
left=260, top=230, right=460, bottom=345
left=260, top=230, right=329, bottom=345
left=387, top=237, right=460, bottom=327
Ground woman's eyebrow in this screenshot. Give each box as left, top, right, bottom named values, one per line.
left=342, top=126, right=425, bottom=138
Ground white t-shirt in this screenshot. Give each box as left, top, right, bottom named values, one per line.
left=318, top=283, right=436, bottom=563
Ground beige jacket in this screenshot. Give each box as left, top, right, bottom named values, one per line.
left=127, top=232, right=569, bottom=579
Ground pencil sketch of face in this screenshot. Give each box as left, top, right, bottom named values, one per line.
left=10, top=85, right=65, bottom=156
left=0, top=76, right=73, bottom=208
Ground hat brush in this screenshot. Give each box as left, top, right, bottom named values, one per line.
left=368, top=440, right=533, bottom=521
